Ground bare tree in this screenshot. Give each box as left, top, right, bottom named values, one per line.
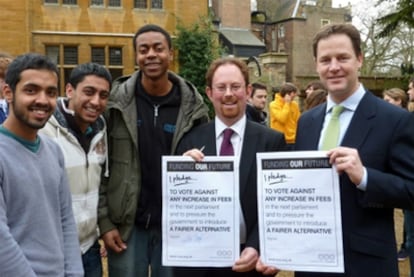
left=352, top=1, right=414, bottom=76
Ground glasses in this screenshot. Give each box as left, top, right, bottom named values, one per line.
left=213, top=83, right=244, bottom=93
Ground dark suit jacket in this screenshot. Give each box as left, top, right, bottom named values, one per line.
left=176, top=119, right=286, bottom=251
left=295, top=91, right=414, bottom=277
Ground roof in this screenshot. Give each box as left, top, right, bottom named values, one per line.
left=270, top=0, right=298, bottom=21
left=219, top=28, right=265, bottom=47
left=260, top=0, right=303, bottom=22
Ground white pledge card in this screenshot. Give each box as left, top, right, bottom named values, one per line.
left=162, top=156, right=240, bottom=267
left=257, top=151, right=344, bottom=273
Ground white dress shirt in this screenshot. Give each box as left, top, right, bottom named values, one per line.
left=214, top=115, right=247, bottom=244
left=319, top=84, right=368, bottom=190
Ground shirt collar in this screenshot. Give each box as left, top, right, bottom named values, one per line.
left=326, top=83, right=366, bottom=113
left=215, top=115, right=246, bottom=139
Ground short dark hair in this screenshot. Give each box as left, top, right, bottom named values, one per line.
left=280, top=82, right=298, bottom=97
left=205, top=57, right=249, bottom=88
left=5, top=53, right=59, bottom=93
left=409, top=76, right=414, bottom=86
left=68, top=62, right=112, bottom=90
left=312, top=23, right=361, bottom=59
left=251, top=82, right=267, bottom=97
left=133, top=24, right=172, bottom=52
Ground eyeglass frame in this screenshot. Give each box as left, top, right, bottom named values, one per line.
left=211, top=83, right=246, bottom=93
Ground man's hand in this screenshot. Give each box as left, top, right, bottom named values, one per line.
left=284, top=93, right=292, bottom=103
left=101, top=229, right=127, bottom=253
left=256, top=258, right=280, bottom=275
left=327, top=147, right=364, bottom=185
left=182, top=148, right=204, bottom=162
left=232, top=247, right=259, bottom=272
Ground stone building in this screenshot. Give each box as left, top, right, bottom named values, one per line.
left=0, top=0, right=208, bottom=93
left=210, top=0, right=265, bottom=58
left=253, top=0, right=352, bottom=88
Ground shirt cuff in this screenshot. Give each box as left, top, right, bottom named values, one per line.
left=356, top=167, right=367, bottom=191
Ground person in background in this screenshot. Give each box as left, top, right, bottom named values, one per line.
left=304, top=80, right=325, bottom=98
left=269, top=82, right=301, bottom=149
left=98, top=24, right=209, bottom=277
left=407, top=77, right=414, bottom=112
left=383, top=87, right=408, bottom=109
left=405, top=76, right=414, bottom=277
left=40, top=62, right=112, bottom=277
left=245, top=82, right=268, bottom=125
left=258, top=23, right=414, bottom=277
left=0, top=52, right=13, bottom=123
left=304, top=88, right=327, bottom=111
left=381, top=87, right=409, bottom=263
left=0, top=53, right=83, bottom=276
left=174, top=56, right=286, bottom=277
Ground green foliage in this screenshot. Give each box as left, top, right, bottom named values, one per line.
left=174, top=16, right=223, bottom=118
left=401, top=63, right=414, bottom=76
left=376, top=0, right=414, bottom=38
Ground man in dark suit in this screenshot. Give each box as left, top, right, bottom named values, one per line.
left=258, top=23, right=414, bottom=277
left=174, top=57, right=286, bottom=277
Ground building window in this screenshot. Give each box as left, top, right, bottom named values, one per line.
left=64, top=46, right=78, bottom=65
left=63, top=0, right=77, bottom=4
left=271, top=29, right=277, bottom=52
left=43, top=0, right=78, bottom=5
left=91, top=47, right=105, bottom=64
left=90, top=0, right=103, bottom=6
left=134, top=0, right=162, bottom=9
left=44, top=0, right=78, bottom=4
left=134, top=0, right=146, bottom=8
left=109, top=47, right=122, bottom=65
left=152, top=0, right=162, bottom=9
left=278, top=24, right=285, bottom=39
left=321, top=19, right=330, bottom=26
left=45, top=45, right=78, bottom=94
left=108, top=0, right=121, bottom=7
left=90, top=0, right=120, bottom=7
left=91, top=46, right=124, bottom=81
left=46, top=46, right=59, bottom=64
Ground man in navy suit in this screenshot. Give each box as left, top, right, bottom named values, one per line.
left=174, top=57, right=286, bottom=277
left=258, top=23, right=414, bottom=277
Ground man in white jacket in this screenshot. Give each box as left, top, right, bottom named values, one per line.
left=41, top=62, right=112, bottom=277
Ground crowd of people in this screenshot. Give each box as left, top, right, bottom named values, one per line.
left=1, top=22, right=414, bottom=277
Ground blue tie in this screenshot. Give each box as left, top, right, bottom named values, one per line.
left=0, top=108, right=6, bottom=124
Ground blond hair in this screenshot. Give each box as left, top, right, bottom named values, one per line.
left=383, top=87, right=408, bottom=109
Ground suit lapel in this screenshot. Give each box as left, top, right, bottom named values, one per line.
left=300, top=104, right=326, bottom=150
left=203, top=121, right=218, bottom=156
left=239, top=121, right=257, bottom=195
left=341, top=92, right=376, bottom=149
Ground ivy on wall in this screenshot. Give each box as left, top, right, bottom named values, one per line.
left=174, top=16, right=224, bottom=118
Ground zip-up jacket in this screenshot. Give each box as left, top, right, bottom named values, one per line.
left=269, top=93, right=301, bottom=144
left=98, top=70, right=209, bottom=241
left=40, top=98, right=107, bottom=254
